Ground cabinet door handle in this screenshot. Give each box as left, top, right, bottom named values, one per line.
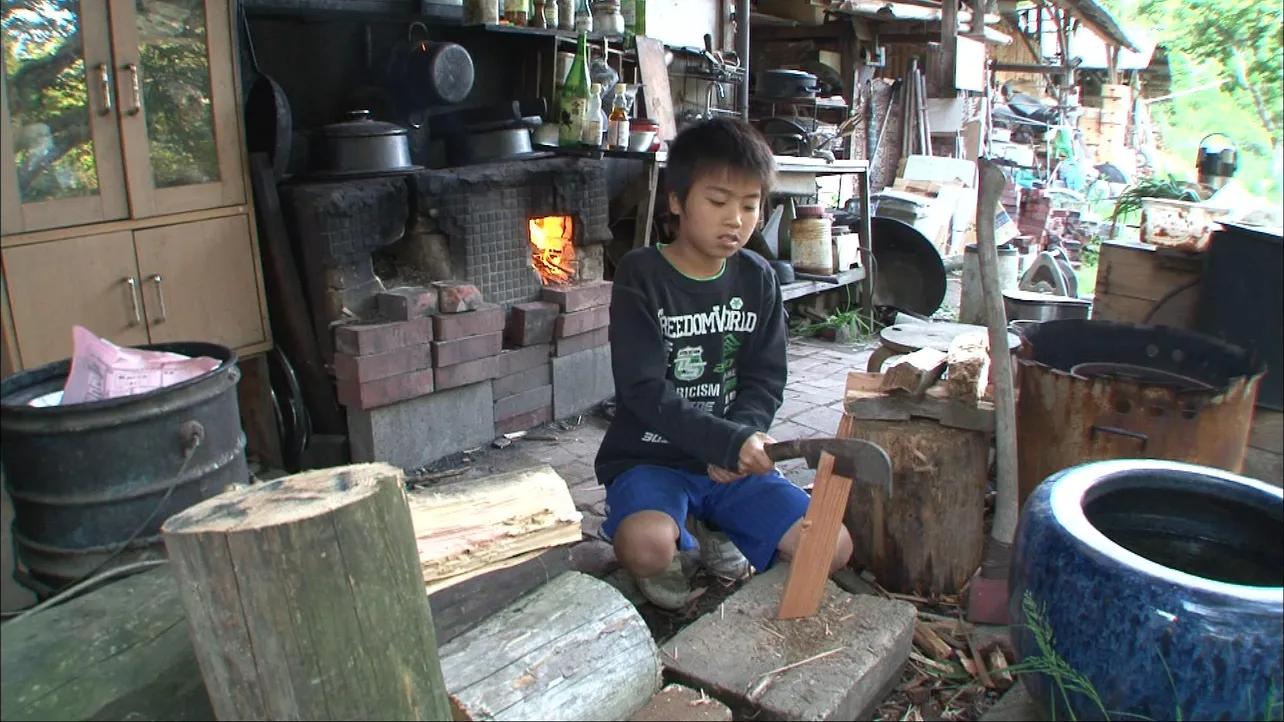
left=123, top=277, right=142, bottom=326
left=149, top=274, right=168, bottom=324
left=123, top=63, right=142, bottom=116
left=94, top=63, right=112, bottom=116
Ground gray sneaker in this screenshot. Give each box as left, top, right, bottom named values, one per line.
left=636, top=555, right=701, bottom=611
left=693, top=520, right=751, bottom=581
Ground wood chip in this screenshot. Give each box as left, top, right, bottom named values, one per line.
left=913, top=621, right=954, bottom=661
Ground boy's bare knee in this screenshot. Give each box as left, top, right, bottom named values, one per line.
left=777, top=519, right=854, bottom=574
left=612, top=511, right=680, bottom=577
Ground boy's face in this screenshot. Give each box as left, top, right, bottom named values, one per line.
left=668, top=168, right=762, bottom=260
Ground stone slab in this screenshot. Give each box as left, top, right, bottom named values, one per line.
left=664, top=564, right=916, bottom=722
left=494, top=384, right=553, bottom=423
left=348, top=382, right=494, bottom=470
left=495, top=404, right=553, bottom=436
left=552, top=345, right=615, bottom=419
left=493, top=363, right=552, bottom=399
left=632, top=684, right=732, bottom=722
left=980, top=683, right=1041, bottom=721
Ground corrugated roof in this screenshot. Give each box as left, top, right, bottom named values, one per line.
left=1050, top=0, right=1140, bottom=52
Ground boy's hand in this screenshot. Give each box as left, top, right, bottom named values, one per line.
left=708, top=465, right=744, bottom=484
left=737, top=432, right=776, bottom=476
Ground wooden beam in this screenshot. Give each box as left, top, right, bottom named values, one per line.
left=162, top=463, right=454, bottom=721
left=777, top=452, right=852, bottom=620
left=753, top=23, right=843, bottom=41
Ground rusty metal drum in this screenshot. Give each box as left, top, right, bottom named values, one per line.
left=1015, top=319, right=1266, bottom=508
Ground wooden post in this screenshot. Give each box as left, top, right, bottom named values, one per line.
left=840, top=415, right=989, bottom=596
left=161, top=463, right=453, bottom=721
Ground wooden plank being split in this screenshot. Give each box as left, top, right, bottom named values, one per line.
left=945, top=330, right=991, bottom=401
left=880, top=348, right=949, bottom=396
left=161, top=463, right=453, bottom=721
left=440, top=571, right=662, bottom=720
left=845, top=371, right=995, bottom=432
left=409, top=465, right=582, bottom=587
left=778, top=452, right=853, bottom=620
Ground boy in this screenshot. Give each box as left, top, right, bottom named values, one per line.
left=593, top=117, right=854, bottom=611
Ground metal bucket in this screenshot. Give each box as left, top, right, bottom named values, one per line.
left=1015, top=320, right=1266, bottom=509
left=0, top=342, right=247, bottom=595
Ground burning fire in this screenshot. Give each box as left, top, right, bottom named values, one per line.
left=529, top=216, right=576, bottom=285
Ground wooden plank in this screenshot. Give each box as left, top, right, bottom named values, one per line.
left=635, top=37, right=677, bottom=142
left=408, top=465, right=582, bottom=585
left=778, top=452, right=853, bottom=620
left=846, top=373, right=996, bottom=432
left=440, top=571, right=662, bottom=721
left=162, top=463, right=453, bottom=721
left=429, top=545, right=573, bottom=645
left=1095, top=241, right=1203, bottom=303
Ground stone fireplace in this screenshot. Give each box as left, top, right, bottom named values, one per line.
left=279, top=155, right=616, bottom=471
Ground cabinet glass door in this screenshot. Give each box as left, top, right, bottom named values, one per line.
left=1, top=0, right=129, bottom=234
left=110, top=0, right=243, bottom=218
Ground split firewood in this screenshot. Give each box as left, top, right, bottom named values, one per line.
left=985, top=645, right=1014, bottom=691
left=945, top=331, right=990, bottom=402
left=407, top=465, right=582, bottom=588
left=913, top=621, right=954, bottom=661
left=880, top=348, right=949, bottom=397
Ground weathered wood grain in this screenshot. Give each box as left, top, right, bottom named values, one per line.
left=778, top=452, right=852, bottom=620
left=161, top=463, right=452, bottom=721
left=440, top=571, right=662, bottom=721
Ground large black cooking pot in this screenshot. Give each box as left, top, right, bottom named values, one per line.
left=758, top=69, right=820, bottom=99
left=869, top=216, right=947, bottom=316
left=306, top=110, right=421, bottom=180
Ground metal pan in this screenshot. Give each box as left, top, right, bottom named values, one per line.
left=241, top=9, right=292, bottom=180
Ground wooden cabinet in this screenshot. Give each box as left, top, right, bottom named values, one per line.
left=0, top=0, right=269, bottom=375
left=2, top=217, right=266, bottom=369
left=1, top=0, right=245, bottom=234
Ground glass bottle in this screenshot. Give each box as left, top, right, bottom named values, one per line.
left=559, top=32, right=592, bottom=147
left=504, top=0, right=528, bottom=25
left=583, top=82, right=603, bottom=147
left=574, top=0, right=593, bottom=33
left=606, top=83, right=630, bottom=151
left=542, top=0, right=558, bottom=28
left=530, top=0, right=546, bottom=27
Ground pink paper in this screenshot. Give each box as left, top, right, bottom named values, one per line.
left=60, top=326, right=220, bottom=405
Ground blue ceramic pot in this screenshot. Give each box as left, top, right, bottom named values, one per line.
left=1010, top=459, right=1283, bottom=722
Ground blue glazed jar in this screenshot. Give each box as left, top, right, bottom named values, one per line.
left=1009, top=459, right=1283, bottom=722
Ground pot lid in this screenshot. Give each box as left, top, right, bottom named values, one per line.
left=762, top=69, right=815, bottom=78
left=317, top=110, right=408, bottom=139
left=1002, top=289, right=1091, bottom=306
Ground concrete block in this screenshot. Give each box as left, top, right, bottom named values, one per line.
left=555, top=326, right=609, bottom=357
left=552, top=345, right=614, bottom=419
left=348, top=382, right=495, bottom=471
left=541, top=280, right=612, bottom=312
left=433, top=303, right=504, bottom=342
left=555, top=305, right=610, bottom=338
left=632, top=684, right=732, bottom=722
left=493, top=363, right=552, bottom=399
left=494, top=385, right=553, bottom=422
left=664, top=565, right=916, bottom=721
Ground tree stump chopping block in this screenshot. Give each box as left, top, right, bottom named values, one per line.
left=161, top=463, right=453, bottom=721
left=839, top=415, right=988, bottom=596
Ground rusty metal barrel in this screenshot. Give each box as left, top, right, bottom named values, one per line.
left=1015, top=319, right=1266, bottom=508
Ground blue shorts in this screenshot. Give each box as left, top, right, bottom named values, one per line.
left=600, top=465, right=811, bottom=573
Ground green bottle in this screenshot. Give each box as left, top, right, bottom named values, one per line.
left=560, top=32, right=593, bottom=147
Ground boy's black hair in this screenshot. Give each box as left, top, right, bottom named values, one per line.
left=665, top=116, right=776, bottom=206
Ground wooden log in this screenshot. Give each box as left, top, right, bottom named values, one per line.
left=778, top=452, right=851, bottom=620
left=945, top=330, right=990, bottom=401
left=0, top=567, right=214, bottom=722
left=409, top=465, right=582, bottom=586
left=845, top=371, right=995, bottom=432
left=430, top=545, right=573, bottom=645
left=913, top=620, right=954, bottom=661
left=161, top=463, right=453, bottom=721
left=440, top=571, right=662, bottom=721
left=880, top=348, right=949, bottom=396
left=840, top=415, right=989, bottom=596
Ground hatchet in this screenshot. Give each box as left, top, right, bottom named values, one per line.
left=766, top=437, right=894, bottom=498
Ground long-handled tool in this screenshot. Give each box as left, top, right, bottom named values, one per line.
left=766, top=437, right=894, bottom=498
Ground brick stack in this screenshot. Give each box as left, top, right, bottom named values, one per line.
left=333, top=286, right=437, bottom=411
left=542, top=281, right=611, bottom=358
left=432, top=288, right=504, bottom=391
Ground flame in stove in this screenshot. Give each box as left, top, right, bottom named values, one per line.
left=529, top=216, right=577, bottom=285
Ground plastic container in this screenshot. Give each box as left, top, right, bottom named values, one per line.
left=1140, top=197, right=1232, bottom=253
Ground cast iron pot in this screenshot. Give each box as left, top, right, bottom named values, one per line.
left=307, top=110, right=418, bottom=179
left=1010, top=459, right=1283, bottom=722
left=757, top=69, right=820, bottom=99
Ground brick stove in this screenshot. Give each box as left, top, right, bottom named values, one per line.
left=280, top=156, right=616, bottom=471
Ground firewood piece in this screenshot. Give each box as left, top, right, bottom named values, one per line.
left=946, top=330, right=991, bottom=401
left=845, top=371, right=996, bottom=432
left=440, top=571, right=662, bottom=721
left=161, top=463, right=453, bottom=721
left=880, top=348, right=949, bottom=396
left=409, top=465, right=582, bottom=586
left=778, top=452, right=853, bottom=620
left=913, top=620, right=954, bottom=661
left=985, top=646, right=1015, bottom=690
left=841, top=412, right=989, bottom=597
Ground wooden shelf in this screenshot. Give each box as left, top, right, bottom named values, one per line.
left=781, top=266, right=866, bottom=302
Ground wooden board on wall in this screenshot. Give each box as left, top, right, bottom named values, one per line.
left=636, top=36, right=678, bottom=142
left=1091, top=240, right=1203, bottom=329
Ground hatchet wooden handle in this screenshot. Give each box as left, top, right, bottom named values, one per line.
left=765, top=439, right=806, bottom=464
